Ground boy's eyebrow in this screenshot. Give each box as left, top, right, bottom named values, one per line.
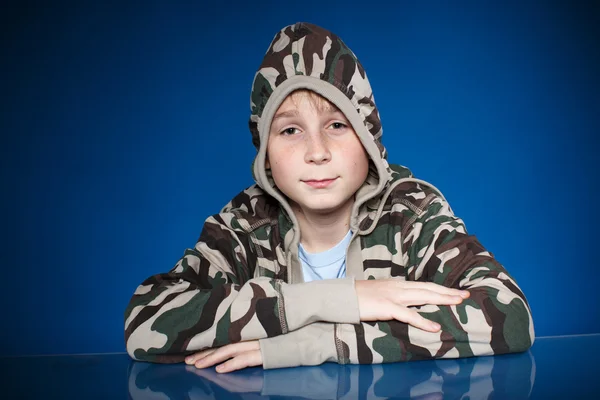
left=272, top=110, right=299, bottom=122
left=272, top=108, right=345, bottom=123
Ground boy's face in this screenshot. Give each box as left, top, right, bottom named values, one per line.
left=266, top=92, right=369, bottom=216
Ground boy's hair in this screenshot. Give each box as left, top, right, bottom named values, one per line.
left=287, top=89, right=337, bottom=114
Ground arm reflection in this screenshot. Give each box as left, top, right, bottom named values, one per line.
left=128, top=351, right=535, bottom=399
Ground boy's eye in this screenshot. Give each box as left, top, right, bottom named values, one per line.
left=281, top=127, right=299, bottom=135
left=330, top=122, right=347, bottom=129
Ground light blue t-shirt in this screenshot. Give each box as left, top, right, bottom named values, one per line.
left=299, top=230, right=352, bottom=282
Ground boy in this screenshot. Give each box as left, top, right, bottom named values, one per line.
left=124, top=22, right=534, bottom=373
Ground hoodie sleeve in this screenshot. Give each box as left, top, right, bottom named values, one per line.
left=124, top=213, right=359, bottom=363
left=259, top=194, right=535, bottom=368
left=335, top=214, right=535, bottom=365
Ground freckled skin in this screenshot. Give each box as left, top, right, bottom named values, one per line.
left=266, top=92, right=369, bottom=220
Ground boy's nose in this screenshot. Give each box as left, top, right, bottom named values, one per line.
left=304, top=132, right=331, bottom=165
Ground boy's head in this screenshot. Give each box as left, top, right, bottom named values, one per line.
left=249, top=23, right=391, bottom=223
left=266, top=89, right=370, bottom=215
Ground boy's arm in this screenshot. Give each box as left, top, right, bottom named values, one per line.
left=259, top=197, right=534, bottom=368
left=336, top=233, right=534, bottom=365
left=124, top=214, right=359, bottom=363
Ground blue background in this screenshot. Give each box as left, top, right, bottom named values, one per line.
left=1, top=0, right=598, bottom=356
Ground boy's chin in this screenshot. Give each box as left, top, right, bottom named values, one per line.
left=295, top=198, right=353, bottom=216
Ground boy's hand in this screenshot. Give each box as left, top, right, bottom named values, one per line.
left=355, top=279, right=470, bottom=332
left=185, top=341, right=262, bottom=373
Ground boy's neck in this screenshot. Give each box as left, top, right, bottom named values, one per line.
left=291, top=199, right=354, bottom=254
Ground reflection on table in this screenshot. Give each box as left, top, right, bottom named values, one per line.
left=3, top=335, right=599, bottom=399
left=128, top=351, right=535, bottom=399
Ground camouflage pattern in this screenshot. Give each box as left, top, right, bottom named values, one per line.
left=249, top=22, right=385, bottom=158
left=249, top=22, right=390, bottom=197
left=124, top=22, right=534, bottom=367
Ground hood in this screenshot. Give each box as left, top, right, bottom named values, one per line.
left=248, top=22, right=393, bottom=230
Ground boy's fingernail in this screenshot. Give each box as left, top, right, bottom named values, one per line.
left=460, top=291, right=470, bottom=297
left=195, top=359, right=205, bottom=367
left=185, top=356, right=193, bottom=364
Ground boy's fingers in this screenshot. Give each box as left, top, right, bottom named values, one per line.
left=427, top=284, right=470, bottom=298
left=195, top=347, right=235, bottom=369
left=216, top=350, right=262, bottom=373
left=193, top=341, right=260, bottom=369
left=406, top=282, right=469, bottom=298
left=398, top=289, right=464, bottom=307
left=393, top=307, right=441, bottom=333
left=185, top=349, right=215, bottom=365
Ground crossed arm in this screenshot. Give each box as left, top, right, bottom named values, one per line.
left=185, top=280, right=472, bottom=372
left=125, top=205, right=534, bottom=372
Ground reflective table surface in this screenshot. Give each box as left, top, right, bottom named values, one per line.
left=2, top=334, right=598, bottom=399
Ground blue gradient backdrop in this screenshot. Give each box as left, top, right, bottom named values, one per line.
left=1, top=1, right=598, bottom=356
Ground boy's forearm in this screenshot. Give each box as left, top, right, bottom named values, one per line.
left=337, top=289, right=533, bottom=364
left=259, top=322, right=339, bottom=369
left=259, top=260, right=533, bottom=368
left=281, top=277, right=360, bottom=331
left=125, top=271, right=360, bottom=363
left=261, top=302, right=532, bottom=369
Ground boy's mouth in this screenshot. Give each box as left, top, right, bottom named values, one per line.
left=302, top=178, right=338, bottom=188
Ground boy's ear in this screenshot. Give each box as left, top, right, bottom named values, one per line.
left=265, top=155, right=271, bottom=169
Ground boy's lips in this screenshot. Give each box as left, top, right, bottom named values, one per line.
left=302, top=177, right=338, bottom=188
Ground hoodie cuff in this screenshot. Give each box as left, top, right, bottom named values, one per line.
left=281, top=278, right=360, bottom=331
left=259, top=323, right=338, bottom=369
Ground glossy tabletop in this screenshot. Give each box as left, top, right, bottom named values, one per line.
left=2, top=334, right=599, bottom=399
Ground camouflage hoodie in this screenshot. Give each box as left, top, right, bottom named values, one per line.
left=125, top=22, right=534, bottom=368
